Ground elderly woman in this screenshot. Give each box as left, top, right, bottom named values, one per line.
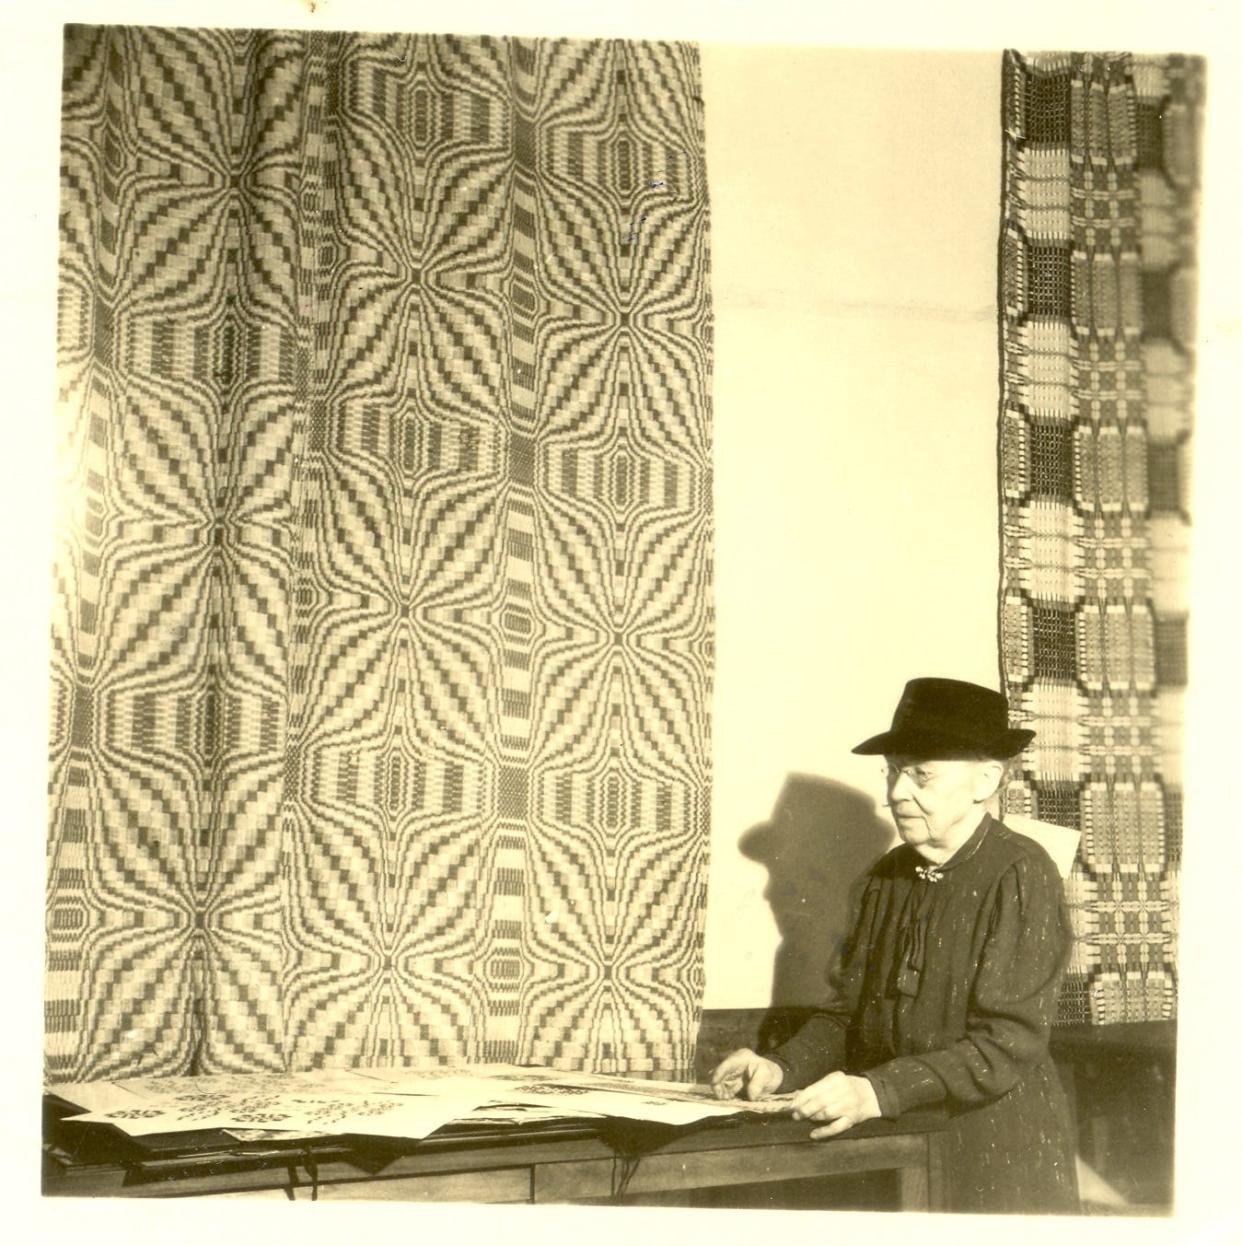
left=711, top=678, right=1079, bottom=1214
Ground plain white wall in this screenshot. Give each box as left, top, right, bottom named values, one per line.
left=702, top=47, right=1004, bottom=1009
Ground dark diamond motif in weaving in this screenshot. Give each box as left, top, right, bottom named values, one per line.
left=1029, top=242, right=1072, bottom=318
left=1030, top=421, right=1075, bottom=499
left=1030, top=602, right=1079, bottom=682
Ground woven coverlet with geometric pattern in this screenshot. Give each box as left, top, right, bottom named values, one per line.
left=998, top=50, right=1200, bottom=1025
left=47, top=25, right=713, bottom=1081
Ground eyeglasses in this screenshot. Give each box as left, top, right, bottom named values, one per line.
left=881, top=763, right=946, bottom=790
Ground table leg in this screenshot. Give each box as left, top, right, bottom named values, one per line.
left=925, top=1130, right=947, bottom=1210
left=897, top=1158, right=928, bottom=1210
left=896, top=1133, right=946, bottom=1211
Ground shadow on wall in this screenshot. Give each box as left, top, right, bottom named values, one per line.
left=741, top=774, right=892, bottom=1019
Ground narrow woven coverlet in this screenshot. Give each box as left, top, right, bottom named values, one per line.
left=48, top=27, right=713, bottom=1080
left=998, top=52, right=1201, bottom=1024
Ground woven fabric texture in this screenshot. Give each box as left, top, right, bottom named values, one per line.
left=998, top=51, right=1200, bottom=1024
left=47, top=26, right=713, bottom=1080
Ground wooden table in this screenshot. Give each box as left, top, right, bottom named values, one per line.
left=44, top=1098, right=947, bottom=1208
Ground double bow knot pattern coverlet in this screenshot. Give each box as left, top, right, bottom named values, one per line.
left=49, top=28, right=714, bottom=1083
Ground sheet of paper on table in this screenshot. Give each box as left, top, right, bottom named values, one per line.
left=464, top=1069, right=796, bottom=1118
left=478, top=1075, right=766, bottom=1125
left=49, top=1068, right=380, bottom=1116
left=47, top=1080, right=151, bottom=1117
left=119, top=1069, right=382, bottom=1098
left=65, top=1090, right=498, bottom=1138
left=222, top=1102, right=603, bottom=1142
left=718, top=1092, right=797, bottom=1114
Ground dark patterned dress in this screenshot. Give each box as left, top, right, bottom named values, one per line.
left=768, top=813, right=1079, bottom=1213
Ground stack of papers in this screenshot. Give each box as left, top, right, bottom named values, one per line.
left=49, top=1064, right=791, bottom=1139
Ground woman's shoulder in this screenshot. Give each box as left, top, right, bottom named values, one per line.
left=869, top=841, right=913, bottom=880
left=978, top=818, right=1065, bottom=890
left=988, top=818, right=1061, bottom=866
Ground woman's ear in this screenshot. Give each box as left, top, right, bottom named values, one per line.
left=973, top=759, right=1005, bottom=804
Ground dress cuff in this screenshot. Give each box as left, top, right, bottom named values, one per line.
left=765, top=1042, right=827, bottom=1093
left=863, top=1057, right=946, bottom=1116
left=765, top=1050, right=793, bottom=1089
left=861, top=1070, right=897, bottom=1118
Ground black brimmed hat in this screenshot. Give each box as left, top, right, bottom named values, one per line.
left=851, top=677, right=1035, bottom=760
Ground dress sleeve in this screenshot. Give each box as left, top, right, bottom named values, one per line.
left=863, top=852, right=1071, bottom=1118
left=765, top=877, right=880, bottom=1092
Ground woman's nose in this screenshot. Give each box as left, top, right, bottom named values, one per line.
left=888, top=771, right=914, bottom=801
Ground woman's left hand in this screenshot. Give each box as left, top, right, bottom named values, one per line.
left=789, top=1071, right=882, bottom=1139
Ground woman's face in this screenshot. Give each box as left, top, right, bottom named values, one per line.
left=883, top=756, right=995, bottom=852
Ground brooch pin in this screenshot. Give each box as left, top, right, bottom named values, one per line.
left=914, top=865, right=944, bottom=883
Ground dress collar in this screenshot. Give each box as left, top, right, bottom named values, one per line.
left=911, top=812, right=993, bottom=883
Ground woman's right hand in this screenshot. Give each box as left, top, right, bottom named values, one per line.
left=709, top=1048, right=785, bottom=1100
